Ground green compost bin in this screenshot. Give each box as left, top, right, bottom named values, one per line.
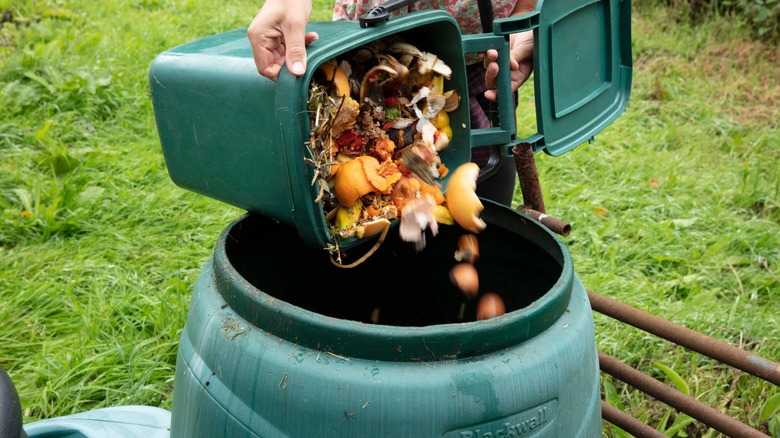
left=170, top=202, right=602, bottom=437
left=149, top=0, right=631, bottom=251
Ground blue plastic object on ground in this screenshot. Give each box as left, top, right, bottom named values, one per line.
left=23, top=406, right=171, bottom=438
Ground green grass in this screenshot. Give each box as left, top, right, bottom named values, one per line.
left=1, top=0, right=778, bottom=436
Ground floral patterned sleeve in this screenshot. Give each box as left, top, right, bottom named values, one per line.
left=332, top=0, right=518, bottom=35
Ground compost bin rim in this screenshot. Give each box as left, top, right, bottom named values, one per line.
left=212, top=201, right=574, bottom=362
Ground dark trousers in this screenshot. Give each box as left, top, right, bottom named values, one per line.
left=467, top=63, right=518, bottom=207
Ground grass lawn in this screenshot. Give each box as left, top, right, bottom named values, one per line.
left=1, top=0, right=778, bottom=436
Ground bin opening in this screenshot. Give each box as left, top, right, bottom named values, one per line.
left=223, top=205, right=563, bottom=327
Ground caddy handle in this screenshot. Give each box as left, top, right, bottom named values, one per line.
left=359, top=0, right=417, bottom=27
left=461, top=10, right=540, bottom=181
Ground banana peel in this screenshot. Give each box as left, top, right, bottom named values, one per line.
left=318, top=62, right=351, bottom=97
left=335, top=199, right=363, bottom=231
left=433, top=205, right=454, bottom=225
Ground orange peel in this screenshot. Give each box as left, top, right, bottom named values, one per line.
left=365, top=204, right=381, bottom=217
left=420, top=182, right=445, bottom=205
left=334, top=157, right=376, bottom=206
left=329, top=162, right=342, bottom=177
left=361, top=156, right=401, bottom=193
left=333, top=156, right=403, bottom=206
left=444, top=162, right=485, bottom=233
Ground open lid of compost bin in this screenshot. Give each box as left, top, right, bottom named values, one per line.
left=501, top=0, right=633, bottom=156
left=355, top=0, right=632, bottom=157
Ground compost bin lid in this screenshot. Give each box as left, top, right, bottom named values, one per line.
left=498, top=0, right=632, bottom=156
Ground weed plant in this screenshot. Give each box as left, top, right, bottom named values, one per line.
left=0, top=0, right=778, bottom=436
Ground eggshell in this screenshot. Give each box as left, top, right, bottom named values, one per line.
left=449, top=262, right=479, bottom=297
left=454, top=234, right=479, bottom=264
left=477, top=293, right=506, bottom=320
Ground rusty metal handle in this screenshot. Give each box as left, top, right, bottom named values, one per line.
left=591, top=289, right=778, bottom=436
left=588, top=290, right=780, bottom=385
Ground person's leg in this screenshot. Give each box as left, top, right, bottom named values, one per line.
left=0, top=366, right=24, bottom=438
left=466, top=63, right=518, bottom=207
left=476, top=155, right=517, bottom=207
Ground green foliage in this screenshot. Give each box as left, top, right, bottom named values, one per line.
left=662, top=414, right=696, bottom=437
left=650, top=362, right=697, bottom=437
left=653, top=362, right=691, bottom=396
left=602, top=378, right=633, bottom=438
left=738, top=0, right=780, bottom=39
left=634, top=0, right=780, bottom=42
left=762, top=393, right=780, bottom=437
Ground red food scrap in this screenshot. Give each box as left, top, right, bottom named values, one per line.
left=335, top=131, right=365, bottom=156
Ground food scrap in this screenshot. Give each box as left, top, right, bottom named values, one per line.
left=477, top=292, right=506, bottom=321
left=305, top=37, right=463, bottom=252
left=450, top=233, right=506, bottom=321
left=454, top=233, right=479, bottom=264
left=444, top=162, right=485, bottom=233
left=449, top=262, right=479, bottom=298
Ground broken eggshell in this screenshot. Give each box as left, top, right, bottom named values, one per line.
left=477, top=293, right=506, bottom=320
left=454, top=234, right=479, bottom=264
left=449, top=262, right=479, bottom=297
left=399, top=194, right=439, bottom=251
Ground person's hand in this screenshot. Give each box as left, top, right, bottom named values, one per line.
left=247, top=0, right=319, bottom=80
left=483, top=30, right=534, bottom=101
